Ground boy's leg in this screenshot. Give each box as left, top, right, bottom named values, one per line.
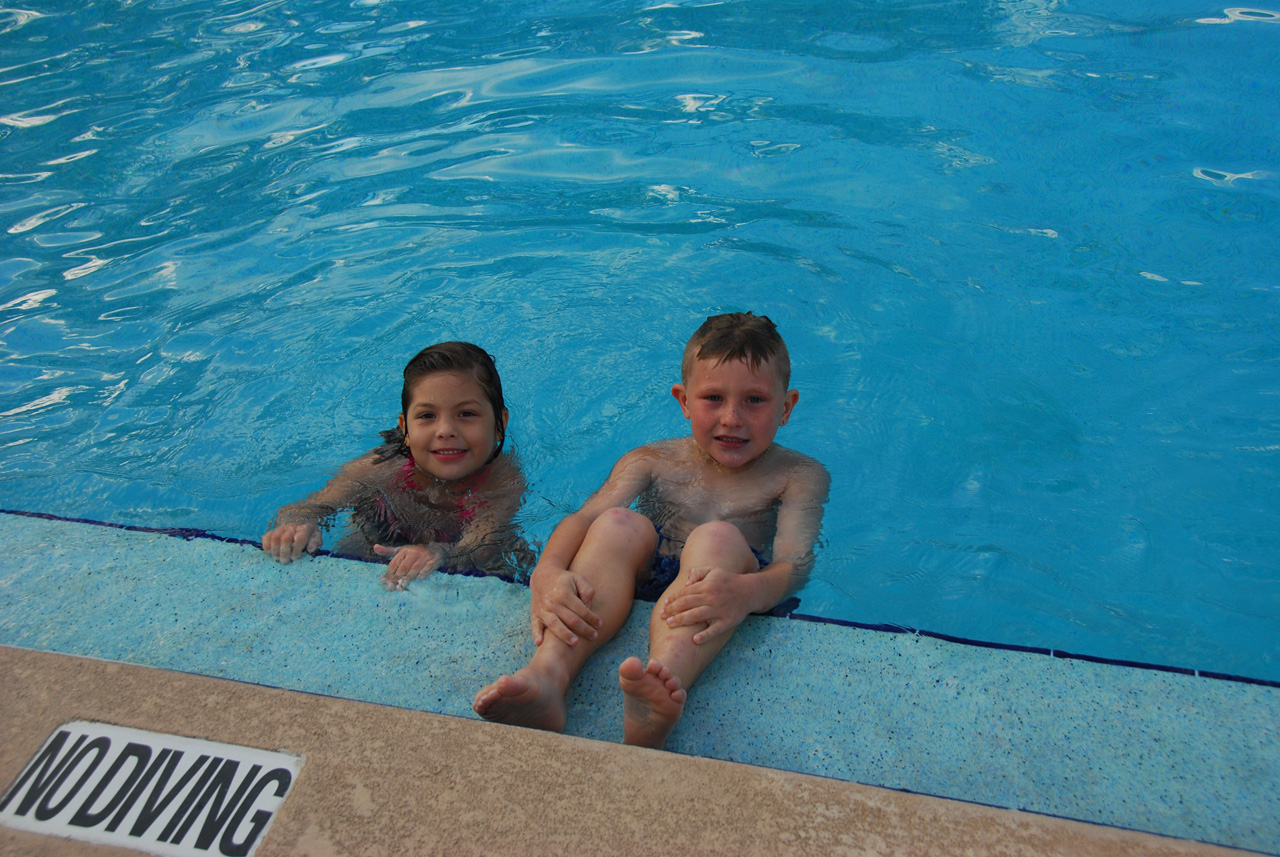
left=620, top=520, right=758, bottom=748
left=474, top=507, right=655, bottom=731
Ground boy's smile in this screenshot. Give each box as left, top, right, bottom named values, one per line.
left=398, top=371, right=507, bottom=482
left=672, top=356, right=798, bottom=469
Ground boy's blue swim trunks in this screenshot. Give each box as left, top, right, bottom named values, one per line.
left=634, top=530, right=767, bottom=603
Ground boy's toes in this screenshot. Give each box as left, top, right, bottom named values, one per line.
left=619, top=656, right=647, bottom=682
left=620, top=656, right=686, bottom=749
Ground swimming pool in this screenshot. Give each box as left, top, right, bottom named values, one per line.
left=0, top=0, right=1277, bottom=834
left=4, top=0, right=1276, bottom=680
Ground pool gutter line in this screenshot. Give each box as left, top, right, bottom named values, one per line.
left=3, top=506, right=1277, bottom=690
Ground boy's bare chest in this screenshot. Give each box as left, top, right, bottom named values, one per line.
left=648, top=468, right=783, bottom=529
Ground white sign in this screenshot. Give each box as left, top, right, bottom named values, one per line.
left=1, top=721, right=303, bottom=857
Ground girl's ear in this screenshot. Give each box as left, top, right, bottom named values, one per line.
left=497, top=408, right=509, bottom=442
left=398, top=413, right=407, bottom=436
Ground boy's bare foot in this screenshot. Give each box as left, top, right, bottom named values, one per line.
left=619, top=656, right=686, bottom=749
left=473, top=670, right=567, bottom=733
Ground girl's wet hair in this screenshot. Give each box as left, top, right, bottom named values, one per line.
left=380, top=341, right=508, bottom=462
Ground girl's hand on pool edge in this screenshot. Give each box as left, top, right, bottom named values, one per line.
left=376, top=543, right=443, bottom=590
left=262, top=522, right=322, bottom=564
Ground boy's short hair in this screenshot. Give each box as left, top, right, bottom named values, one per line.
left=682, top=312, right=791, bottom=387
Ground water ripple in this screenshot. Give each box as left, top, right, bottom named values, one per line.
left=0, top=0, right=1276, bottom=681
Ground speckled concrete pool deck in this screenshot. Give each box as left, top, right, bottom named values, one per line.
left=1, top=511, right=1277, bottom=855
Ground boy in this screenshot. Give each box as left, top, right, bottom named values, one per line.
left=473, top=312, right=829, bottom=749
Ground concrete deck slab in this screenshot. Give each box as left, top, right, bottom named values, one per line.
left=0, top=647, right=1253, bottom=857
left=1, top=511, right=1277, bottom=854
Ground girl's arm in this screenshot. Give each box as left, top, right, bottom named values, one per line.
left=262, top=453, right=381, bottom=563
left=451, top=456, right=529, bottom=563
left=379, top=456, right=530, bottom=589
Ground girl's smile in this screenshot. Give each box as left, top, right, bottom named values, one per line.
left=398, top=371, right=507, bottom=482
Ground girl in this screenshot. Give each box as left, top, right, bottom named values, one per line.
left=262, top=341, right=532, bottom=589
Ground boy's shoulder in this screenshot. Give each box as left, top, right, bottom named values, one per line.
left=626, top=437, right=827, bottom=486
left=770, top=443, right=828, bottom=472
left=618, top=436, right=699, bottom=467
left=757, top=443, right=830, bottom=487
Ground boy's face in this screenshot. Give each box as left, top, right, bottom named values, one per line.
left=672, top=356, right=798, bottom=469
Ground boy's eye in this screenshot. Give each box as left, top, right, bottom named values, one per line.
left=747, top=396, right=765, bottom=404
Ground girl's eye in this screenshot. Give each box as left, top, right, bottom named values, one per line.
left=418, top=412, right=436, bottom=420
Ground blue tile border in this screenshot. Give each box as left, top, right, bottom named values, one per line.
left=3, top=506, right=1277, bottom=690
left=4, top=507, right=1277, bottom=854
left=787, top=612, right=1280, bottom=689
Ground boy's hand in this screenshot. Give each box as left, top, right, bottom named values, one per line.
left=262, top=523, right=322, bottom=564
left=661, top=566, right=752, bottom=645
left=376, top=544, right=443, bottom=590
left=531, top=571, right=602, bottom=648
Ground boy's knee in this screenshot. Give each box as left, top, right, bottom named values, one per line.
left=591, top=507, right=658, bottom=549
left=685, top=520, right=749, bottom=554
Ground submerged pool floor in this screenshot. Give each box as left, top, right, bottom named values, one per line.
left=0, top=511, right=1276, bottom=854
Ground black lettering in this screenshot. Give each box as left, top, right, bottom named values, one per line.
left=105, top=748, right=171, bottom=833
left=129, top=752, right=211, bottom=839
left=35, top=736, right=110, bottom=821
left=0, top=730, right=82, bottom=816
left=190, top=763, right=260, bottom=851
left=69, top=742, right=152, bottom=828
left=157, top=756, right=222, bottom=843
left=220, top=768, right=292, bottom=857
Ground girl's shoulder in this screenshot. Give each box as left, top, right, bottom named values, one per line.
left=479, top=451, right=526, bottom=491
left=336, top=449, right=412, bottom=491
left=348, top=447, right=405, bottom=472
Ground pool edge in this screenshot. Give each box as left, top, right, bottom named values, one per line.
left=0, top=645, right=1257, bottom=857
left=4, top=507, right=1275, bottom=690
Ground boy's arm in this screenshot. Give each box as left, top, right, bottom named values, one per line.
left=663, top=459, right=830, bottom=644
left=529, top=448, right=655, bottom=647
left=262, top=454, right=379, bottom=563
left=761, top=457, right=831, bottom=596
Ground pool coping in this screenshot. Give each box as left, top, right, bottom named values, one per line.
left=3, top=507, right=1275, bottom=690
left=0, top=645, right=1255, bottom=857
left=3, top=507, right=1278, bottom=855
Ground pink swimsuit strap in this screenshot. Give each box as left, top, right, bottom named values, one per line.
left=454, top=462, right=493, bottom=524
left=382, top=456, right=494, bottom=536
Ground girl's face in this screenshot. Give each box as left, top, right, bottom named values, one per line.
left=397, top=371, right=507, bottom=482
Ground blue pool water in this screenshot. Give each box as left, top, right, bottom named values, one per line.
left=1, top=0, right=1279, bottom=693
